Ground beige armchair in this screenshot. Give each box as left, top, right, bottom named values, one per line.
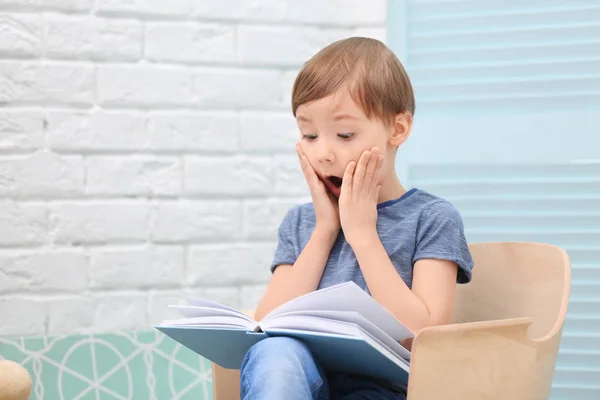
left=211, top=242, right=571, bottom=400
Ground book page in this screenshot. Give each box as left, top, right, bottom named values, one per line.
left=261, top=312, right=410, bottom=361
left=161, top=295, right=257, bottom=330
left=160, top=315, right=253, bottom=330
left=181, top=294, right=241, bottom=313
left=170, top=305, right=255, bottom=323
left=264, top=282, right=413, bottom=341
left=169, top=306, right=255, bottom=326
left=266, top=322, right=409, bottom=371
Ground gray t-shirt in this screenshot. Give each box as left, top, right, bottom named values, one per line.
left=270, top=188, right=474, bottom=291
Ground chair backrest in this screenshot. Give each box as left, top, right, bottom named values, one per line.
left=453, top=242, right=571, bottom=340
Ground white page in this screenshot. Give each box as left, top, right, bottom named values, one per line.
left=181, top=294, right=242, bottom=313
left=170, top=305, right=256, bottom=325
left=261, top=311, right=410, bottom=361
left=267, top=323, right=409, bottom=372
left=159, top=315, right=253, bottom=330
left=265, top=282, right=413, bottom=341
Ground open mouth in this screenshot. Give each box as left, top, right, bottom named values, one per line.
left=328, top=176, right=343, bottom=188
left=322, top=175, right=343, bottom=198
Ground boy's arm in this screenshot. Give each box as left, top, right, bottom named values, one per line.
left=254, top=227, right=337, bottom=321
left=352, top=237, right=458, bottom=335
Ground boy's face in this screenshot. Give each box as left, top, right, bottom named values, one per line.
left=295, top=87, right=401, bottom=198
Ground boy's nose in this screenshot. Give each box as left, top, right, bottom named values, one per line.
left=317, top=143, right=335, bottom=164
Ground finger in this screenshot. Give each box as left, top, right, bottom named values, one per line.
left=353, top=150, right=370, bottom=192
left=371, top=154, right=384, bottom=193
left=364, top=150, right=378, bottom=190
left=297, top=150, right=318, bottom=186
left=296, top=144, right=313, bottom=175
left=296, top=142, right=305, bottom=160
left=373, top=184, right=382, bottom=202
left=303, top=159, right=322, bottom=188
left=341, top=161, right=356, bottom=200
left=327, top=190, right=339, bottom=206
left=296, top=142, right=303, bottom=163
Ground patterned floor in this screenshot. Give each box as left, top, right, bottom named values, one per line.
left=0, top=330, right=213, bottom=400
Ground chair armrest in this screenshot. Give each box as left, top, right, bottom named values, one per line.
left=211, top=309, right=254, bottom=400
left=406, top=317, right=556, bottom=400
left=212, top=363, right=241, bottom=400
left=0, top=360, right=32, bottom=400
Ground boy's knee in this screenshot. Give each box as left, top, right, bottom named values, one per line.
left=241, top=337, right=325, bottom=398
left=243, top=336, right=312, bottom=367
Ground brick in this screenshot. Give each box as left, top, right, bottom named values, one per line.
left=145, top=22, right=235, bottom=64
left=46, top=295, right=97, bottom=335
left=240, top=111, right=298, bottom=152
left=191, top=0, right=283, bottom=21
left=45, top=15, right=141, bottom=61
left=192, top=0, right=384, bottom=25
left=238, top=26, right=352, bottom=67
left=152, top=200, right=241, bottom=242
left=273, top=155, right=309, bottom=195
left=0, top=0, right=93, bottom=12
left=184, top=156, right=272, bottom=196
left=0, top=201, right=48, bottom=246
left=0, top=249, right=88, bottom=294
left=243, top=198, right=305, bottom=239
left=240, top=284, right=267, bottom=310
left=90, top=245, right=184, bottom=289
left=0, top=152, right=84, bottom=198
left=0, top=110, right=44, bottom=150
left=0, top=296, right=47, bottom=335
left=284, top=0, right=386, bottom=25
left=324, top=29, right=355, bottom=46
left=50, top=201, right=150, bottom=244
left=148, top=112, right=238, bottom=152
left=48, top=111, right=148, bottom=151
left=238, top=25, right=325, bottom=67
left=194, top=68, right=281, bottom=108
left=273, top=0, right=324, bottom=24
left=281, top=69, right=300, bottom=108
left=86, top=156, right=181, bottom=196
left=97, top=65, right=194, bottom=107
left=0, top=61, right=94, bottom=105
left=96, top=0, right=190, bottom=17
left=0, top=13, right=43, bottom=57
left=353, top=27, right=387, bottom=43
left=92, top=292, right=148, bottom=331
left=188, top=243, right=274, bottom=285
left=327, top=0, right=386, bottom=25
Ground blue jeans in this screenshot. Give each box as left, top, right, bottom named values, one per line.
left=240, top=337, right=407, bottom=400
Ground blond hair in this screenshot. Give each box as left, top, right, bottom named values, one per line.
left=292, top=37, right=415, bottom=124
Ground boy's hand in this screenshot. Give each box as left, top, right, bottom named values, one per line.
left=297, top=143, right=340, bottom=235
left=339, top=147, right=384, bottom=247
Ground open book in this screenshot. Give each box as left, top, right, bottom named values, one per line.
left=156, top=282, right=413, bottom=383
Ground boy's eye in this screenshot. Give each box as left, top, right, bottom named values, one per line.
left=338, top=132, right=354, bottom=139
left=303, top=134, right=317, bottom=140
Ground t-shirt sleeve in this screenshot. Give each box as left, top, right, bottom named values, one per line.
left=413, top=200, right=474, bottom=283
left=270, top=207, right=299, bottom=273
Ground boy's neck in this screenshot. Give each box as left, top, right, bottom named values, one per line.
left=378, top=170, right=407, bottom=204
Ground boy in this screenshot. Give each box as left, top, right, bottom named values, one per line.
left=240, top=37, right=474, bottom=400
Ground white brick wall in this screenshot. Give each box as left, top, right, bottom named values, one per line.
left=0, top=0, right=387, bottom=337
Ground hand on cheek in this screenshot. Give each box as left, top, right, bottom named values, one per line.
left=339, top=147, right=384, bottom=247
left=296, top=142, right=340, bottom=234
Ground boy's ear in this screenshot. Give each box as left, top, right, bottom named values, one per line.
left=388, top=112, right=412, bottom=147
